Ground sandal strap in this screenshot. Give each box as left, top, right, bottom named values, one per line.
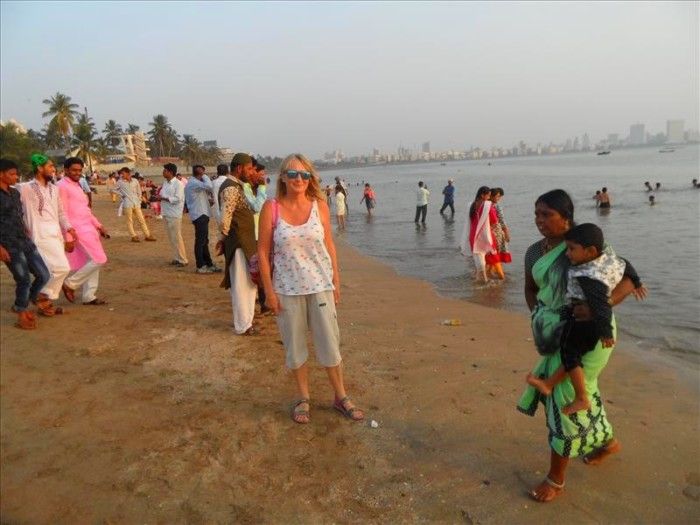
left=293, top=398, right=310, bottom=408
left=545, top=477, right=565, bottom=490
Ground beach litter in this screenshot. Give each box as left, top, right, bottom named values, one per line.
left=441, top=319, right=463, bottom=326
left=370, top=420, right=379, bottom=429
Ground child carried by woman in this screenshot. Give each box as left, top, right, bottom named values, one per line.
left=527, top=223, right=647, bottom=415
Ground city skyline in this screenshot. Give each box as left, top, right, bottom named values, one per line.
left=319, top=118, right=697, bottom=165
left=1, top=2, right=698, bottom=159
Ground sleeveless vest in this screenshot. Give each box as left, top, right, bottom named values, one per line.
left=218, top=177, right=257, bottom=289
left=566, top=252, right=625, bottom=301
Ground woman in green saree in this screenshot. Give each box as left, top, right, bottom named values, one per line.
left=517, top=189, right=638, bottom=503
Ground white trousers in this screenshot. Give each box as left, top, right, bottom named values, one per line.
left=37, top=238, right=71, bottom=300
left=64, top=259, right=103, bottom=303
left=164, top=216, right=188, bottom=264
left=229, top=248, right=257, bottom=334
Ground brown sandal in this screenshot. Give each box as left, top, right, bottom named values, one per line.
left=62, top=284, right=76, bottom=303
left=291, top=398, right=310, bottom=424
left=333, top=396, right=365, bottom=421
left=15, top=311, right=37, bottom=330
left=34, top=295, right=57, bottom=317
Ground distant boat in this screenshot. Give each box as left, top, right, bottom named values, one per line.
left=659, top=147, right=675, bottom=153
left=597, top=150, right=611, bottom=155
left=440, top=162, right=446, bottom=166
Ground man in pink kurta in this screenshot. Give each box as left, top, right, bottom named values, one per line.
left=58, top=157, right=109, bottom=305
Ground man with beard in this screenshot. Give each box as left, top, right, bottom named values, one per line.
left=58, top=157, right=109, bottom=305
left=216, top=153, right=258, bottom=335
left=19, top=154, right=77, bottom=315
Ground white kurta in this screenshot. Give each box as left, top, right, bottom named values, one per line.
left=19, top=180, right=72, bottom=300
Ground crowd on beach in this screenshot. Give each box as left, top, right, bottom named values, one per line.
left=0, top=152, right=653, bottom=503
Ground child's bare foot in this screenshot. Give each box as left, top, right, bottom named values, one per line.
left=530, top=477, right=565, bottom=502
left=583, top=439, right=621, bottom=465
left=562, top=397, right=591, bottom=415
left=526, top=373, right=553, bottom=396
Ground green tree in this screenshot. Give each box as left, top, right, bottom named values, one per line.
left=72, top=113, right=98, bottom=164
left=180, top=134, right=205, bottom=165
left=148, top=114, right=179, bottom=157
left=126, top=123, right=140, bottom=134
left=102, top=119, right=123, bottom=150
left=0, top=121, right=45, bottom=178
left=42, top=121, right=64, bottom=149
left=93, top=137, right=111, bottom=162
left=202, top=145, right=222, bottom=165
left=41, top=92, right=79, bottom=149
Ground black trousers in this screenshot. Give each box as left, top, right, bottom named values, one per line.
left=559, top=317, right=599, bottom=371
left=440, top=201, right=455, bottom=214
left=192, top=215, right=213, bottom=269
left=414, top=205, right=427, bottom=223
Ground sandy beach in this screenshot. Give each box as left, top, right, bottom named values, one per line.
left=1, top=191, right=698, bottom=524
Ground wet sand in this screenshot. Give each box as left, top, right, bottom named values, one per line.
left=1, top=192, right=698, bottom=523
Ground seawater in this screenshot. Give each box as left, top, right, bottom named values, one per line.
left=324, top=146, right=700, bottom=361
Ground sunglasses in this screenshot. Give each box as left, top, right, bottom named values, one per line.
left=285, top=170, right=312, bottom=180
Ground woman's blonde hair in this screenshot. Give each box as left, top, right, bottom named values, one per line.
left=276, top=153, right=325, bottom=201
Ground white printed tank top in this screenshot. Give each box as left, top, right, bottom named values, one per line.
left=273, top=200, right=334, bottom=295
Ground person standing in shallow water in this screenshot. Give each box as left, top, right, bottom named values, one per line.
left=489, top=187, right=511, bottom=279
left=334, top=184, right=346, bottom=230
left=360, top=182, right=376, bottom=216
left=439, top=179, right=455, bottom=215
left=257, top=153, right=364, bottom=425
left=598, top=187, right=611, bottom=209
left=414, top=181, right=429, bottom=224
left=518, top=189, right=642, bottom=503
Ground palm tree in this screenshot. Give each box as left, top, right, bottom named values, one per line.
left=93, top=137, right=111, bottom=162
left=42, top=92, right=79, bottom=149
left=102, top=120, right=123, bottom=150
left=72, top=113, right=98, bottom=163
left=180, top=134, right=205, bottom=165
left=203, top=145, right=222, bottom=165
left=42, top=121, right=64, bottom=149
left=148, top=114, right=172, bottom=157
left=126, top=123, right=140, bottom=135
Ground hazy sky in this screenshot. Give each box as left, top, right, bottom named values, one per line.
left=1, top=1, right=698, bottom=157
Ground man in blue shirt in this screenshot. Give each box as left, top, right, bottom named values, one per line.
left=184, top=165, right=220, bottom=274
left=439, top=179, right=455, bottom=216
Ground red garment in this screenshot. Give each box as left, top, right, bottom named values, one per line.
left=469, top=203, right=500, bottom=264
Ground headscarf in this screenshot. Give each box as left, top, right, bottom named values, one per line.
left=31, top=153, right=49, bottom=171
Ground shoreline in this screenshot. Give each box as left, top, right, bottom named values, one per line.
left=338, top=236, right=700, bottom=373
left=1, top=193, right=698, bottom=522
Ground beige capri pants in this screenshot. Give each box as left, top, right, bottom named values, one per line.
left=276, top=290, right=341, bottom=370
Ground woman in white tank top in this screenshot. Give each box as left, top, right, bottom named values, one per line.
left=257, top=154, right=364, bottom=425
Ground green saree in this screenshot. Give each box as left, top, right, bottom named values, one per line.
left=517, top=242, right=616, bottom=458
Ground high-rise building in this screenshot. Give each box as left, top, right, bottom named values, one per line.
left=421, top=141, right=431, bottom=154
left=607, top=133, right=619, bottom=147
left=582, top=133, right=590, bottom=151
left=666, top=120, right=685, bottom=143
left=629, top=124, right=645, bottom=145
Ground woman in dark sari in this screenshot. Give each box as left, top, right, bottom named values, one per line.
left=517, top=189, right=640, bottom=502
